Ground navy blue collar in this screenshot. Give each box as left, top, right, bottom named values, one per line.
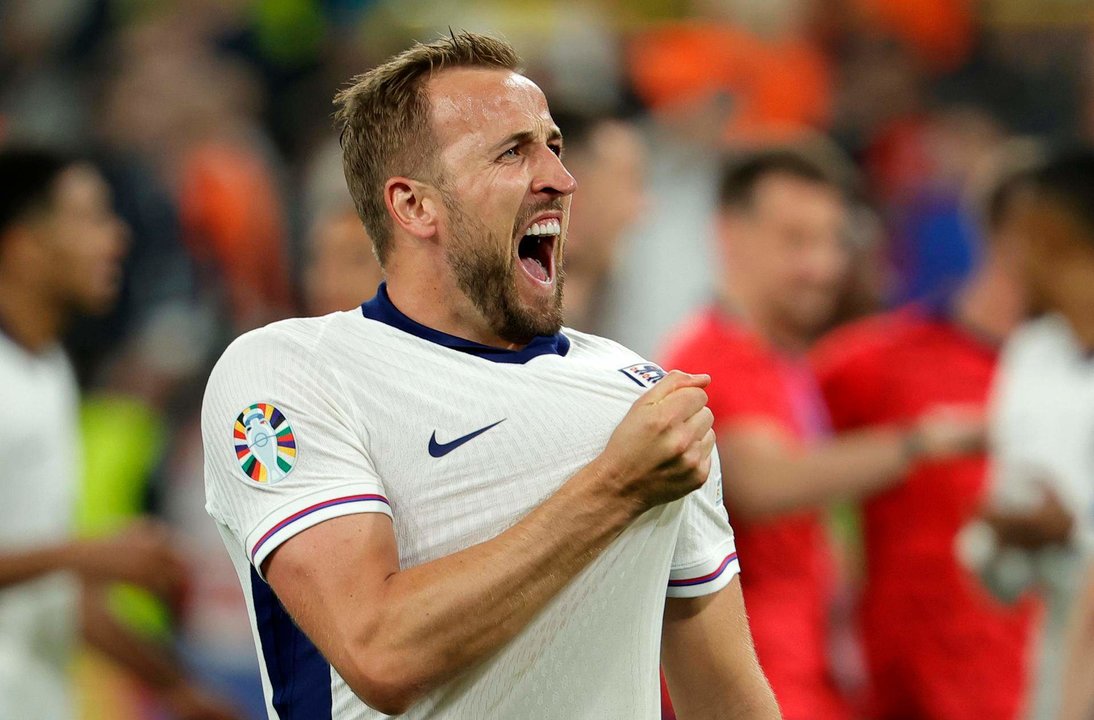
left=361, top=283, right=570, bottom=364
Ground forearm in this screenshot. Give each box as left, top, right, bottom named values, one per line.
left=0, top=543, right=77, bottom=589
left=725, top=427, right=909, bottom=519
left=982, top=509, right=1074, bottom=550
left=1059, top=570, right=1094, bottom=720
left=309, top=462, right=638, bottom=708
left=80, top=587, right=183, bottom=691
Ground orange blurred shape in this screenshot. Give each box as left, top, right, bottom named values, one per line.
left=854, top=0, right=975, bottom=72
left=179, top=142, right=292, bottom=326
left=628, top=22, right=833, bottom=143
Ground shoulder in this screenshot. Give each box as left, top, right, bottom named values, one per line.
left=563, top=327, right=650, bottom=365
left=203, top=314, right=350, bottom=411
left=219, top=314, right=340, bottom=362
left=1010, top=314, right=1071, bottom=348
left=660, top=309, right=764, bottom=371
left=1000, top=315, right=1072, bottom=369
left=812, top=309, right=929, bottom=376
left=209, top=313, right=365, bottom=379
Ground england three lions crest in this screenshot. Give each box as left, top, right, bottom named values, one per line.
left=619, top=362, right=667, bottom=388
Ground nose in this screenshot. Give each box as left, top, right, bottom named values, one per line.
left=531, top=147, right=577, bottom=198
left=807, top=235, right=850, bottom=287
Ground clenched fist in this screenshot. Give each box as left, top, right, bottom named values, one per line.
left=597, top=371, right=716, bottom=514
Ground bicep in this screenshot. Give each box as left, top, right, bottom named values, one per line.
left=263, top=512, right=399, bottom=672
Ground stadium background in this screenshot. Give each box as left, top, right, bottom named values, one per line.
left=1, top=0, right=1088, bottom=717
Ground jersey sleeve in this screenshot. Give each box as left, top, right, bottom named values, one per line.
left=667, top=446, right=739, bottom=598
left=202, top=322, right=392, bottom=578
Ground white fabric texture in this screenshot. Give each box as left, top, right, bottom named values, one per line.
left=0, top=334, right=80, bottom=720
left=987, top=314, right=1094, bottom=720
left=203, top=307, right=736, bottom=720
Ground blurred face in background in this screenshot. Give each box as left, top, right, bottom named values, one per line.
left=719, top=172, right=849, bottom=340
left=304, top=210, right=383, bottom=316
left=1005, top=187, right=1094, bottom=316
left=30, top=166, right=128, bottom=315
left=563, top=120, right=648, bottom=276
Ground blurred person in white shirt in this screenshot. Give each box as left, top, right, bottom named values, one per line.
left=961, top=147, right=1094, bottom=720
left=0, top=146, right=238, bottom=720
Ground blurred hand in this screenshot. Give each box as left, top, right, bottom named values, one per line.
left=981, top=483, right=1074, bottom=551
left=909, top=405, right=987, bottom=460
left=597, top=371, right=716, bottom=512
left=70, top=518, right=189, bottom=602
left=162, top=682, right=242, bottom=720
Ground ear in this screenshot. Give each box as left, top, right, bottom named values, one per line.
left=385, top=177, right=439, bottom=241
left=0, top=225, right=41, bottom=270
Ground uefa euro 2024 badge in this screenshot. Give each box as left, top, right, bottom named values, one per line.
left=234, top=403, right=297, bottom=483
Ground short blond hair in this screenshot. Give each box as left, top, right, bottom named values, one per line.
left=333, top=32, right=521, bottom=265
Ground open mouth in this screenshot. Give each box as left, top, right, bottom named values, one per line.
left=517, top=218, right=559, bottom=284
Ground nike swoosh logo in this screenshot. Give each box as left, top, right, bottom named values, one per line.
left=429, top=419, right=506, bottom=458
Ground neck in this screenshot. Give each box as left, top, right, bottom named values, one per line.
left=0, top=275, right=64, bottom=353
left=1056, top=296, right=1094, bottom=351
left=718, top=285, right=810, bottom=354
left=384, top=261, right=524, bottom=350
left=953, top=259, right=1024, bottom=344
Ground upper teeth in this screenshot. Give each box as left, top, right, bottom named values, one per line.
left=525, top=219, right=561, bottom=237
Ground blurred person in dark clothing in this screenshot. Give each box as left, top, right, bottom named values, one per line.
left=661, top=147, right=985, bottom=720
left=0, top=147, right=238, bottom=720
left=552, top=110, right=648, bottom=334
left=966, top=148, right=1094, bottom=720
left=813, top=142, right=1039, bottom=720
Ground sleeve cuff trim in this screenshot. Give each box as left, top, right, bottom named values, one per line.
left=250, top=493, right=390, bottom=562
left=668, top=551, right=738, bottom=588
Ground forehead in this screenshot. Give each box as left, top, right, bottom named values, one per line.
left=750, top=173, right=845, bottom=218
left=1010, top=187, right=1094, bottom=248
left=426, top=68, right=553, bottom=155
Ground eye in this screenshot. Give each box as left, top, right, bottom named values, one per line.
left=499, top=146, right=520, bottom=160
left=549, top=143, right=563, bottom=158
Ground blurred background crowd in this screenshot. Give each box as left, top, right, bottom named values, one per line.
left=4, top=0, right=1094, bottom=718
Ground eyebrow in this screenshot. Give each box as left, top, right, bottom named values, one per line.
left=492, top=127, right=564, bottom=153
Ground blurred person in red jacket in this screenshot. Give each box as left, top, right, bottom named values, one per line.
left=0, top=147, right=238, bottom=720
left=811, top=144, right=1039, bottom=720
left=661, top=147, right=984, bottom=720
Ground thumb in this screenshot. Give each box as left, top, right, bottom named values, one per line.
left=642, top=370, right=710, bottom=402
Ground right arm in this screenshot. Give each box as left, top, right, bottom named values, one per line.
left=0, top=519, right=186, bottom=599
left=264, top=371, right=716, bottom=715
left=719, top=408, right=984, bottom=521
left=1059, top=563, right=1094, bottom=720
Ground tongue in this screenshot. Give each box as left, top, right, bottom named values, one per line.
left=520, top=256, right=548, bottom=282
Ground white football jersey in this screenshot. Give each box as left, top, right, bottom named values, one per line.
left=203, top=285, right=738, bottom=720
left=0, top=332, right=80, bottom=720
left=987, top=314, right=1094, bottom=720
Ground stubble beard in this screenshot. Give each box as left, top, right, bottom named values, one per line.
left=440, top=188, right=565, bottom=345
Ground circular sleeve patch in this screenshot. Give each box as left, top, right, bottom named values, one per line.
left=233, top=403, right=297, bottom=483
